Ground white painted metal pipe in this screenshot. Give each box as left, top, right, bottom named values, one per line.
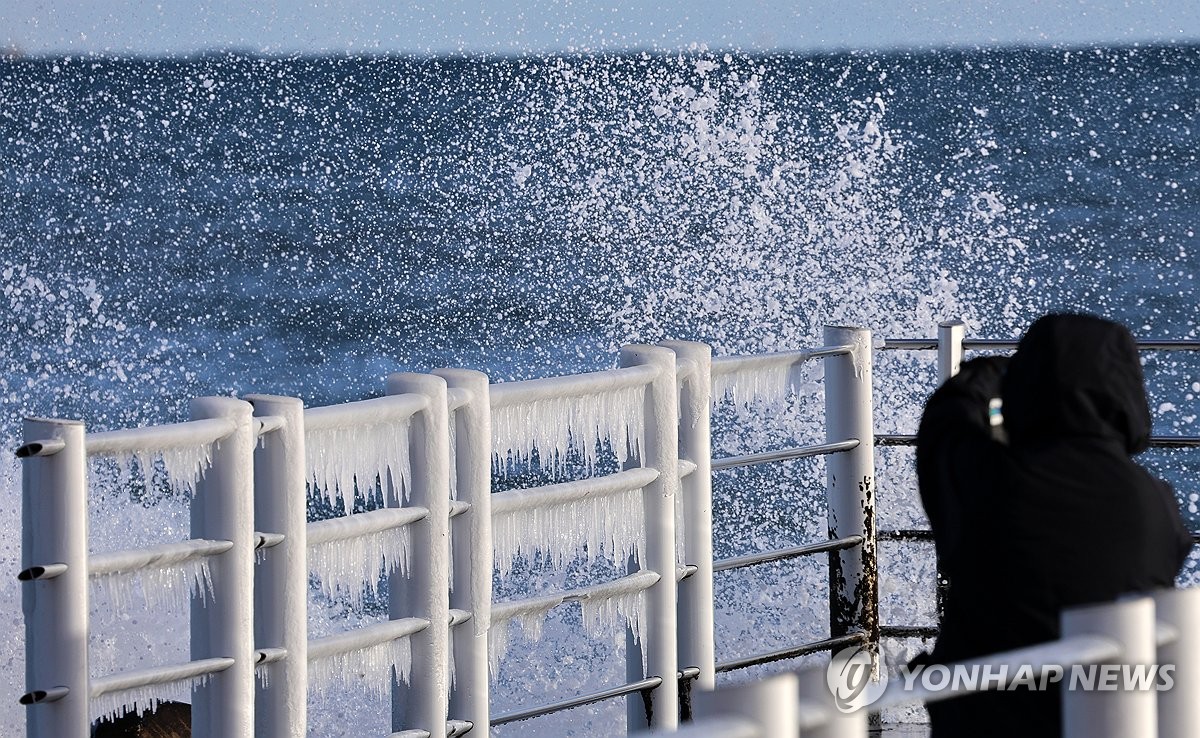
left=823, top=327, right=879, bottom=653
left=661, top=340, right=716, bottom=694
left=385, top=374, right=452, bottom=738
left=795, top=665, right=866, bottom=738
left=20, top=417, right=89, bottom=738
left=189, top=397, right=256, bottom=738
left=307, top=618, right=429, bottom=662
left=88, top=538, right=233, bottom=577
left=90, top=657, right=235, bottom=699
left=488, top=364, right=658, bottom=408
left=246, top=395, right=308, bottom=738
left=489, top=467, right=658, bottom=515
left=306, top=506, right=430, bottom=547
left=694, top=671, right=799, bottom=736
left=490, top=571, right=660, bottom=625
left=85, top=416, right=235, bottom=456
left=1061, top=596, right=1158, bottom=738
left=433, top=368, right=492, bottom=736
left=619, top=344, right=680, bottom=730
left=936, top=320, right=966, bottom=381
left=303, top=393, right=428, bottom=431
left=709, top=345, right=853, bottom=378
left=1154, top=587, right=1200, bottom=738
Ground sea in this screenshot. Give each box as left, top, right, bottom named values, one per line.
left=2, top=44, right=1199, bottom=735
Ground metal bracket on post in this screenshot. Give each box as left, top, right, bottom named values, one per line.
left=432, top=369, right=493, bottom=736
left=20, top=417, right=89, bottom=738
left=619, top=345, right=681, bottom=732
left=823, top=326, right=879, bottom=657
left=246, top=395, right=307, bottom=738
left=385, top=374, right=451, bottom=738
left=190, top=397, right=257, bottom=738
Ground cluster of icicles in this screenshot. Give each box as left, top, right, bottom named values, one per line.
left=84, top=362, right=797, bottom=720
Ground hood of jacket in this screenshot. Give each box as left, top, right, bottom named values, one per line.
left=1001, top=313, right=1152, bottom=453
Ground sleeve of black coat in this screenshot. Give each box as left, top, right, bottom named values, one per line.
left=916, top=356, right=1009, bottom=568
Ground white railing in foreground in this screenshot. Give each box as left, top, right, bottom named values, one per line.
left=654, top=587, right=1200, bottom=738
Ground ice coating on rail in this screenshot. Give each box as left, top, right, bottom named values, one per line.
left=91, top=557, right=214, bottom=616
left=97, top=443, right=213, bottom=497
left=308, top=636, right=413, bottom=699
left=711, top=362, right=804, bottom=411
left=308, top=524, right=411, bottom=609
left=492, top=486, right=645, bottom=579
left=306, top=419, right=413, bottom=516
left=491, top=384, right=645, bottom=475
left=90, top=673, right=211, bottom=725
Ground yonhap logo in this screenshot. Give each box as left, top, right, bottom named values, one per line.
left=826, top=645, right=888, bottom=712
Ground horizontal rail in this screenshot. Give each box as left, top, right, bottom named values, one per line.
left=307, top=617, right=429, bottom=662
left=875, top=434, right=916, bottom=447
left=491, top=675, right=665, bottom=726
left=490, top=467, right=658, bottom=516
left=882, top=338, right=1200, bottom=351
left=256, top=531, right=286, bottom=550
left=89, top=657, right=235, bottom=699
left=446, top=387, right=473, bottom=412
left=489, top=364, right=658, bottom=409
left=712, top=439, right=860, bottom=471
left=874, top=633, right=1121, bottom=711
left=713, top=536, right=864, bottom=574
left=880, top=625, right=938, bottom=639
left=878, top=529, right=933, bottom=541
left=15, top=437, right=66, bottom=458
left=306, top=507, right=429, bottom=548
left=710, top=345, right=853, bottom=378
left=876, top=434, right=1200, bottom=449
left=85, top=417, right=235, bottom=456
left=678, top=458, right=698, bottom=478
left=89, top=538, right=234, bottom=578
left=304, top=394, right=428, bottom=431
left=716, top=632, right=868, bottom=674
left=491, top=571, right=660, bottom=625
left=256, top=414, right=286, bottom=435
left=255, top=647, right=287, bottom=665
left=448, top=500, right=470, bottom=518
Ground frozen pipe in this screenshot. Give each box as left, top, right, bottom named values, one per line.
left=303, top=394, right=428, bottom=431
left=489, top=467, right=659, bottom=515
left=1061, top=596, right=1157, bottom=738
left=88, top=539, right=233, bottom=578
left=307, top=618, right=429, bottom=663
left=306, top=507, right=430, bottom=547
left=823, top=327, right=879, bottom=659
left=795, top=666, right=866, bottom=737
left=189, top=397, right=256, bottom=738
left=433, top=369, right=492, bottom=736
left=490, top=571, right=660, bottom=624
left=246, top=395, right=308, bottom=738
left=488, top=364, right=657, bottom=409
left=661, top=340, right=716, bottom=693
left=1155, top=587, right=1200, bottom=738
left=84, top=417, right=235, bottom=456
left=20, top=417, right=89, bottom=738
left=385, top=374, right=452, bottom=738
left=693, top=672, right=798, bottom=736
left=90, top=657, right=235, bottom=700
left=709, top=345, right=853, bottom=378
left=619, top=345, right=680, bottom=731
left=937, top=320, right=966, bottom=382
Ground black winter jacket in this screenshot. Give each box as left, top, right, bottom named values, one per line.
left=916, top=314, right=1192, bottom=737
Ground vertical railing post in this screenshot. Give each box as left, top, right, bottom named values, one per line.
left=936, top=320, right=966, bottom=381
left=823, top=326, right=878, bottom=651
left=385, top=374, right=451, bottom=738
left=246, top=395, right=308, bottom=738
left=190, top=397, right=256, bottom=737
left=693, top=672, right=798, bottom=736
left=620, top=345, right=681, bottom=730
left=1061, top=596, right=1157, bottom=738
left=1154, top=587, right=1200, bottom=738
left=19, top=418, right=89, bottom=738
left=795, top=666, right=866, bottom=737
left=432, top=369, right=492, bottom=735
left=660, top=340, right=716, bottom=706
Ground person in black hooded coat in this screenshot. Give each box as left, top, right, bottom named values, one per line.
left=915, top=313, right=1193, bottom=737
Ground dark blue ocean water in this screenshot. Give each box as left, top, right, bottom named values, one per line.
left=2, top=45, right=1199, bottom=734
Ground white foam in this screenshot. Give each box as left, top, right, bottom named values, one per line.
left=308, top=524, right=411, bottom=610
left=491, top=384, right=645, bottom=474
left=308, top=635, right=412, bottom=700
left=306, top=419, right=412, bottom=515
left=91, top=558, right=214, bottom=616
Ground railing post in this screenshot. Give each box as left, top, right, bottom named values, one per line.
left=385, top=374, right=451, bottom=738
left=936, top=320, right=966, bottom=381
left=796, top=666, right=866, bottom=737
left=1154, top=588, right=1200, bottom=738
left=620, top=345, right=681, bottom=730
left=190, top=397, right=256, bottom=737
left=1061, top=596, right=1157, bottom=738
left=823, top=326, right=878, bottom=651
left=19, top=418, right=89, bottom=738
left=660, top=340, right=716, bottom=704
left=693, top=672, right=797, bottom=736
left=246, top=395, right=308, bottom=738
left=432, top=369, right=492, bottom=735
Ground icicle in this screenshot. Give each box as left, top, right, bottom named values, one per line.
left=91, top=558, right=214, bottom=617
left=308, top=637, right=412, bottom=699
left=95, top=443, right=213, bottom=497
left=582, top=586, right=648, bottom=673
left=712, top=362, right=796, bottom=410
left=491, top=384, right=645, bottom=475
left=306, top=419, right=412, bottom=516
left=491, top=487, right=645, bottom=578
left=256, top=662, right=271, bottom=689
left=308, top=525, right=410, bottom=609
left=488, top=599, right=558, bottom=675
left=90, top=672, right=211, bottom=725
